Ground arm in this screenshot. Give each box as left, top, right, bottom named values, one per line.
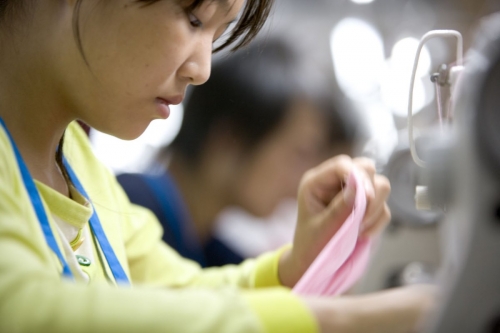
left=106, top=149, right=434, bottom=333
left=305, top=285, right=437, bottom=333
left=0, top=213, right=315, bottom=333
left=122, top=201, right=290, bottom=289
left=46, top=123, right=428, bottom=333
left=0, top=126, right=318, bottom=333
left=119, top=155, right=390, bottom=291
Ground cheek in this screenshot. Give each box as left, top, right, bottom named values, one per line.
left=236, top=153, right=300, bottom=217
left=89, top=42, right=180, bottom=96
left=80, top=9, right=189, bottom=101
left=75, top=41, right=187, bottom=138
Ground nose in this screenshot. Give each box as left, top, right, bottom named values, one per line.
left=178, top=38, right=212, bottom=86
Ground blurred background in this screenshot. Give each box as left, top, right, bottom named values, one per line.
left=89, top=0, right=500, bottom=293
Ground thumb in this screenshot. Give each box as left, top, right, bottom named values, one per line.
left=321, top=180, right=356, bottom=231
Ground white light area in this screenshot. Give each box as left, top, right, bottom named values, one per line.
left=391, top=37, right=431, bottom=78
left=380, top=66, right=435, bottom=117
left=215, top=199, right=298, bottom=258
left=350, top=0, right=375, bottom=4
left=90, top=104, right=184, bottom=174
left=381, top=37, right=434, bottom=117
left=359, top=102, right=399, bottom=166
left=330, top=18, right=385, bottom=100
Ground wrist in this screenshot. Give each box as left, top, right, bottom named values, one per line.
left=278, top=247, right=303, bottom=288
left=303, top=297, right=354, bottom=333
left=331, top=286, right=436, bottom=333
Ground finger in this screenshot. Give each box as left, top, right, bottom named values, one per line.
left=300, top=155, right=355, bottom=206
left=360, top=204, right=391, bottom=237
left=353, top=158, right=376, bottom=198
left=353, top=157, right=376, bottom=180
left=363, top=174, right=391, bottom=225
left=320, top=179, right=357, bottom=232
left=360, top=200, right=385, bottom=235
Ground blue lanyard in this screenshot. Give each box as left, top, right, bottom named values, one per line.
left=63, top=157, right=129, bottom=285
left=0, top=118, right=129, bottom=285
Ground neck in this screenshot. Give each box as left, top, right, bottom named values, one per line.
left=0, top=36, right=74, bottom=196
left=168, top=155, right=229, bottom=244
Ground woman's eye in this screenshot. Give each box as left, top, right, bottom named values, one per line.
left=188, top=13, right=203, bottom=28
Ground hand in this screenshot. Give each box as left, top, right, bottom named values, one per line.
left=305, top=284, right=438, bottom=333
left=279, top=155, right=391, bottom=287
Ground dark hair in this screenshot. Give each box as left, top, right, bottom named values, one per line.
left=165, top=37, right=362, bottom=166
left=176, top=0, right=274, bottom=52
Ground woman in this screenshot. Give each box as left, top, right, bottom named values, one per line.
left=118, top=37, right=364, bottom=267
left=0, top=1, right=433, bottom=332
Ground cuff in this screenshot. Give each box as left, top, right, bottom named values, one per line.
left=243, top=287, right=319, bottom=333
left=252, top=244, right=292, bottom=288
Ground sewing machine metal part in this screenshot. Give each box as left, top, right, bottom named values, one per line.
left=409, top=14, right=500, bottom=333
left=384, top=145, right=442, bottom=226
left=407, top=30, right=464, bottom=215
left=408, top=30, right=463, bottom=170
left=383, top=31, right=462, bottom=227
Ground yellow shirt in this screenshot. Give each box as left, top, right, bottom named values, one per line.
left=0, top=122, right=318, bottom=333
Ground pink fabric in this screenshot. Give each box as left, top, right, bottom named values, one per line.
left=293, top=171, right=371, bottom=296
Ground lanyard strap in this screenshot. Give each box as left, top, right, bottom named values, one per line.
left=0, top=118, right=73, bottom=279
left=63, top=158, right=129, bottom=285
left=0, top=118, right=129, bottom=285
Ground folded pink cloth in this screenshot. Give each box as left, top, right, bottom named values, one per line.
left=293, top=171, right=371, bottom=296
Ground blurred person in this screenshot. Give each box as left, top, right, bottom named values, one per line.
left=0, top=0, right=436, bottom=332
left=117, top=38, right=363, bottom=267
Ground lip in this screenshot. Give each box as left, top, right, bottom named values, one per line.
left=159, top=95, right=184, bottom=106
left=155, top=95, right=183, bottom=119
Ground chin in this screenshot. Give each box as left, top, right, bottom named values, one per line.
left=95, top=121, right=150, bottom=141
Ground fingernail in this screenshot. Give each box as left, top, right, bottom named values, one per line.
left=343, top=179, right=356, bottom=205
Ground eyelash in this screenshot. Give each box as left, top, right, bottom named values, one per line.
left=188, top=13, right=203, bottom=28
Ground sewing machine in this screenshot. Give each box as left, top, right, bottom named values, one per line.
left=409, top=13, right=500, bottom=333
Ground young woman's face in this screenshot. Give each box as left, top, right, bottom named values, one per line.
left=232, top=100, right=336, bottom=217
left=57, top=0, right=243, bottom=139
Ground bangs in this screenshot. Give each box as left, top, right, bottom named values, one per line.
left=211, top=0, right=273, bottom=52
left=140, top=0, right=274, bottom=53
